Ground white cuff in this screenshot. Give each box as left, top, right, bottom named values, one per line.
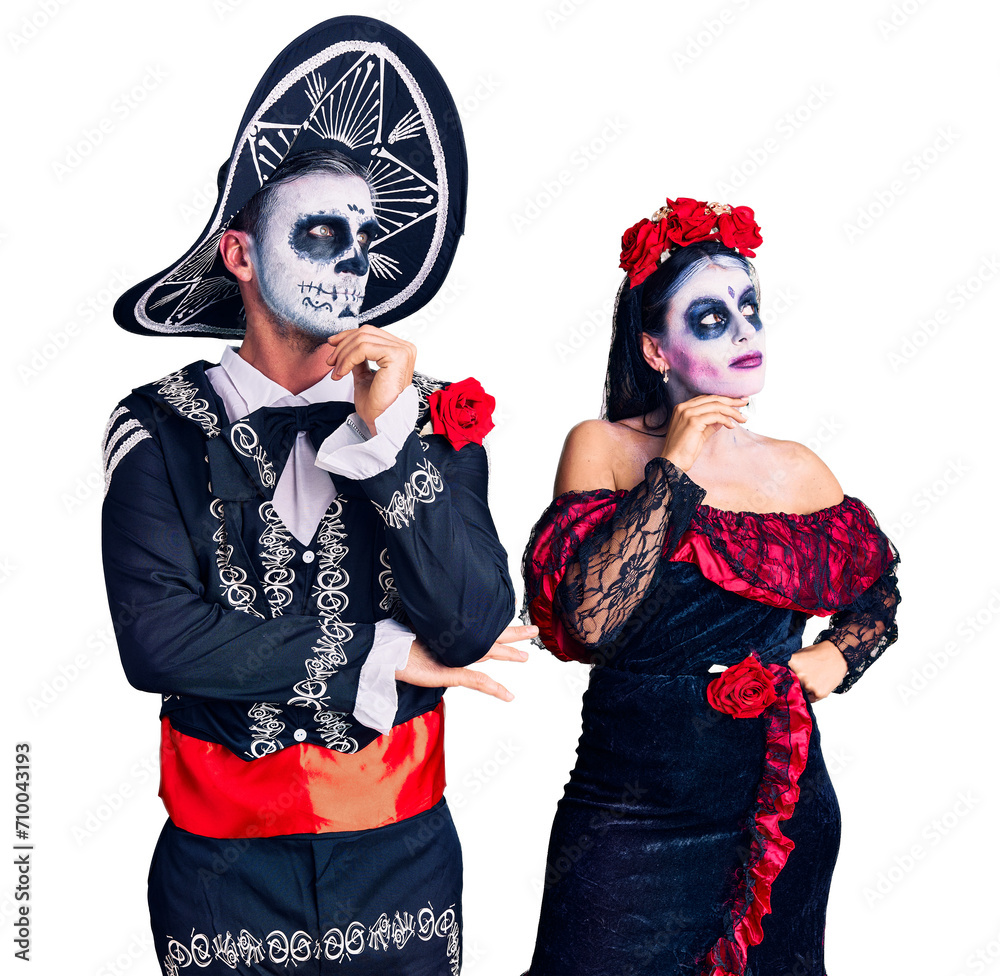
left=353, top=618, right=413, bottom=734
left=315, top=386, right=419, bottom=480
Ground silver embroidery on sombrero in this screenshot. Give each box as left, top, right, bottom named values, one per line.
left=150, top=229, right=241, bottom=332
left=136, top=41, right=448, bottom=335
left=248, top=47, right=445, bottom=315
left=156, top=369, right=221, bottom=437
left=230, top=422, right=277, bottom=489
left=388, top=108, right=424, bottom=143
left=369, top=251, right=402, bottom=280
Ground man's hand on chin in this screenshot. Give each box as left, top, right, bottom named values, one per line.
left=326, top=325, right=417, bottom=434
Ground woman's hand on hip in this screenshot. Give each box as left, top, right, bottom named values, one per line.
left=787, top=641, right=848, bottom=702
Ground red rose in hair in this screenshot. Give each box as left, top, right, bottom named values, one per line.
left=620, top=217, right=673, bottom=287
left=665, top=196, right=716, bottom=247
left=618, top=197, right=764, bottom=288
left=717, top=205, right=763, bottom=257
left=428, top=378, right=496, bottom=450
left=706, top=655, right=778, bottom=719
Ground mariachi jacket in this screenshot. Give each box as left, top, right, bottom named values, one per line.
left=102, top=361, right=515, bottom=765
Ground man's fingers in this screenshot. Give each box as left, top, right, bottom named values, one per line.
left=327, top=338, right=382, bottom=377
left=495, top=623, right=538, bottom=644
left=326, top=327, right=415, bottom=371
left=481, top=642, right=529, bottom=663
left=456, top=668, right=514, bottom=702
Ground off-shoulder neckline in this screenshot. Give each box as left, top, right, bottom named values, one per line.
left=551, top=487, right=857, bottom=524
left=695, top=495, right=852, bottom=523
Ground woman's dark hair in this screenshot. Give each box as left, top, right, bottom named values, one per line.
left=602, top=240, right=759, bottom=425
left=229, top=148, right=373, bottom=238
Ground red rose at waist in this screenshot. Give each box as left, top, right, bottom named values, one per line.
left=706, top=655, right=778, bottom=718
left=428, top=378, right=496, bottom=449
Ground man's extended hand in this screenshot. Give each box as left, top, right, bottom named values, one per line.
left=396, top=624, right=536, bottom=702
left=326, top=325, right=416, bottom=434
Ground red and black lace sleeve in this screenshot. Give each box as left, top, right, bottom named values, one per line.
left=817, top=557, right=901, bottom=693
left=521, top=457, right=706, bottom=662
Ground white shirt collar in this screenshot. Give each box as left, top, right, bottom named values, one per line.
left=210, top=345, right=355, bottom=422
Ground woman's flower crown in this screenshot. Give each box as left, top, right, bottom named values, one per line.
left=619, top=197, right=763, bottom=289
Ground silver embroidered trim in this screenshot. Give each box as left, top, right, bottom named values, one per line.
left=285, top=499, right=358, bottom=753
left=162, top=903, right=459, bottom=972
left=103, top=406, right=154, bottom=494
left=373, top=459, right=444, bottom=529
left=377, top=547, right=404, bottom=619
left=101, top=405, right=129, bottom=452
left=411, top=371, right=448, bottom=426
left=103, top=417, right=142, bottom=463
left=209, top=498, right=263, bottom=617
left=230, top=422, right=277, bottom=488
left=245, top=702, right=285, bottom=760
left=104, top=431, right=152, bottom=495
left=102, top=405, right=153, bottom=497
left=210, top=498, right=286, bottom=760
left=156, top=369, right=221, bottom=437
left=258, top=502, right=295, bottom=616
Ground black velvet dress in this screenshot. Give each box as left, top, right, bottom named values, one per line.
left=521, top=458, right=899, bottom=976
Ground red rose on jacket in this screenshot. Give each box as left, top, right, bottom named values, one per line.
left=706, top=655, right=778, bottom=718
left=428, top=378, right=496, bottom=449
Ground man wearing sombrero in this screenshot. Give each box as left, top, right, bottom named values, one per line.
left=102, top=17, right=522, bottom=975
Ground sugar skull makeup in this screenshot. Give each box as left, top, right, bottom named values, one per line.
left=655, top=262, right=765, bottom=401
left=249, top=172, right=379, bottom=339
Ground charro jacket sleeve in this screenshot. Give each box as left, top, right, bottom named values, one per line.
left=352, top=431, right=515, bottom=668
left=101, top=402, right=374, bottom=708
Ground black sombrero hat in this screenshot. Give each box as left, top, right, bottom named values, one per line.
left=114, top=16, right=467, bottom=338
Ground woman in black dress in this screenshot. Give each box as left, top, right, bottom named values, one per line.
left=522, top=197, right=899, bottom=975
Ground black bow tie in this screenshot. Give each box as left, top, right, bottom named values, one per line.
left=212, top=400, right=357, bottom=499
left=248, top=401, right=357, bottom=463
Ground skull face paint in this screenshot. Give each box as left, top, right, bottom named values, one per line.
left=654, top=262, right=765, bottom=403
left=250, top=172, right=379, bottom=339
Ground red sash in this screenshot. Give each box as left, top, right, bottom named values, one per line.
left=159, top=704, right=445, bottom=839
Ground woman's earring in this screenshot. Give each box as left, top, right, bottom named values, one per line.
left=660, top=367, right=669, bottom=385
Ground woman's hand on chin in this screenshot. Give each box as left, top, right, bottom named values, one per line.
left=661, top=395, right=748, bottom=472
left=787, top=641, right=849, bottom=702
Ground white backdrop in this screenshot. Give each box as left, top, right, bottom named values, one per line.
left=4, top=0, right=999, bottom=973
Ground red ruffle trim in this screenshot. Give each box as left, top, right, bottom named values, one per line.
left=676, top=497, right=894, bottom=615
left=699, top=666, right=813, bottom=976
